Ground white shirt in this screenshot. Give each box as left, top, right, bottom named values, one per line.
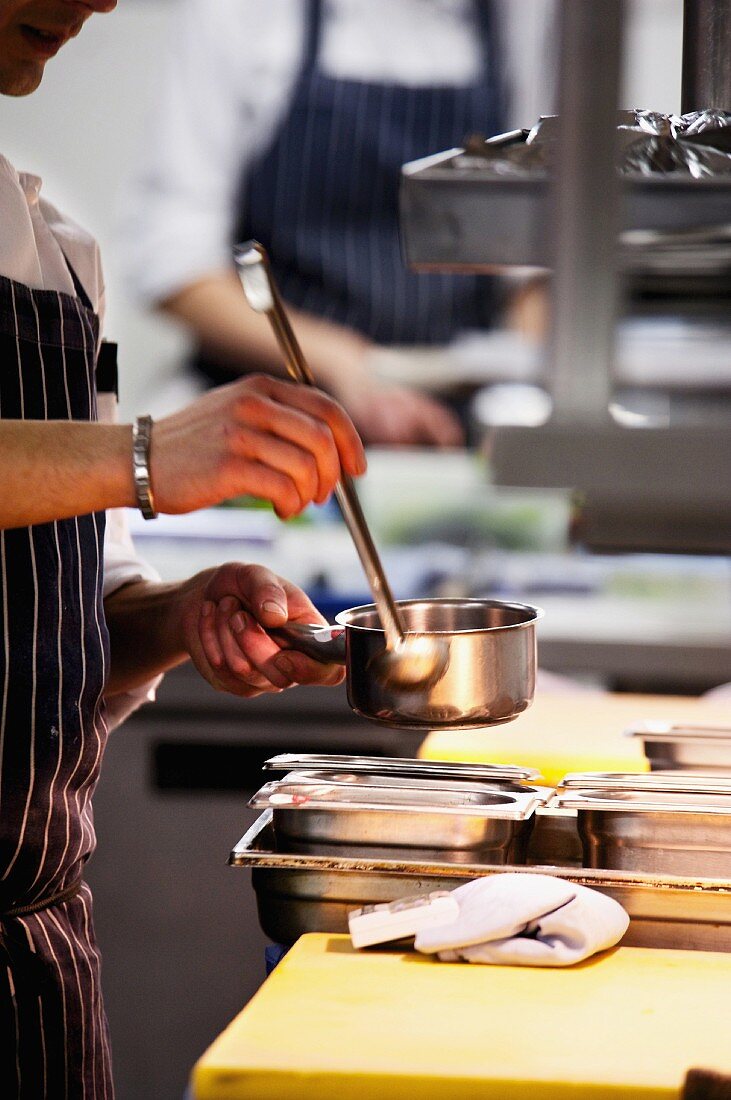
left=0, top=154, right=161, bottom=729
left=120, top=0, right=554, bottom=308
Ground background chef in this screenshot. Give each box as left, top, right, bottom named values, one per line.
left=121, top=0, right=517, bottom=447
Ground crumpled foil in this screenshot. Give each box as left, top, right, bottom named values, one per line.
left=457, top=110, right=731, bottom=179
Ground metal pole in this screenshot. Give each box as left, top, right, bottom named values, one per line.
left=548, top=0, right=625, bottom=426
left=682, top=0, right=731, bottom=112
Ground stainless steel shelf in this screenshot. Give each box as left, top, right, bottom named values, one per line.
left=400, top=149, right=731, bottom=271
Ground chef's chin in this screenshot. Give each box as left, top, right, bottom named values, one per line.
left=0, top=57, right=46, bottom=97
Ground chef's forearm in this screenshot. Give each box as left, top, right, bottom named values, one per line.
left=161, top=272, right=371, bottom=394
left=103, top=577, right=198, bottom=695
left=0, top=421, right=136, bottom=528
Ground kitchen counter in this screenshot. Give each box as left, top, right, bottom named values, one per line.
left=191, top=690, right=731, bottom=1099
left=191, top=933, right=731, bottom=1100
left=420, top=691, right=731, bottom=786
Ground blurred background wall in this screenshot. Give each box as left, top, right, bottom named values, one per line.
left=0, top=0, right=684, bottom=419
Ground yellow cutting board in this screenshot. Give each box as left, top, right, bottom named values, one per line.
left=419, top=692, right=731, bottom=786
left=192, top=933, right=731, bottom=1100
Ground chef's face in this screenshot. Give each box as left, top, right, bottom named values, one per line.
left=0, top=0, right=116, bottom=96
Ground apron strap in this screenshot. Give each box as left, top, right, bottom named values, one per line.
left=2, top=877, right=84, bottom=920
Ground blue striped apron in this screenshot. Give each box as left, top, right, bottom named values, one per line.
left=197, top=0, right=503, bottom=385
left=0, top=273, right=114, bottom=1098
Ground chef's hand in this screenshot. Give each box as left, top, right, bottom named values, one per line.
left=333, top=375, right=464, bottom=448
left=181, top=562, right=343, bottom=697
left=151, top=374, right=366, bottom=519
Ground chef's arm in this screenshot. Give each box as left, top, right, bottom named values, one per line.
left=162, top=272, right=372, bottom=402
left=0, top=421, right=135, bottom=528
left=0, top=375, right=365, bottom=530
left=162, top=272, right=464, bottom=446
left=104, top=563, right=345, bottom=699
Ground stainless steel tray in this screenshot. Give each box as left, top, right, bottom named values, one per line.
left=553, top=787, right=731, bottom=877
left=400, top=148, right=731, bottom=271
left=232, top=811, right=731, bottom=953
left=250, top=774, right=544, bottom=861
left=625, top=723, right=731, bottom=775
left=264, top=753, right=541, bottom=783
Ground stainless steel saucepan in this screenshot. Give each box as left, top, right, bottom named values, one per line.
left=273, top=597, right=542, bottom=731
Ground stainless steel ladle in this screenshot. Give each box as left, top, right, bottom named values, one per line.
left=233, top=240, right=448, bottom=689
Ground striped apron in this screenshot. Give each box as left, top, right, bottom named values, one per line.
left=196, top=0, right=504, bottom=385
left=0, top=273, right=114, bottom=1098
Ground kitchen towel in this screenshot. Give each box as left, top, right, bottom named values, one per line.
left=414, top=873, right=629, bottom=966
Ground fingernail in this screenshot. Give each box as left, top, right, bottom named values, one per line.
left=201, top=601, right=214, bottom=617
left=220, top=596, right=238, bottom=612
left=231, top=612, right=247, bottom=633
left=274, top=655, right=295, bottom=677
left=263, top=600, right=287, bottom=617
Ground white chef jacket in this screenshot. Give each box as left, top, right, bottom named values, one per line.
left=120, top=0, right=554, bottom=309
left=0, top=154, right=161, bottom=729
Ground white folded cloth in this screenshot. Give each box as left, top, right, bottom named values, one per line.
left=414, top=873, right=629, bottom=967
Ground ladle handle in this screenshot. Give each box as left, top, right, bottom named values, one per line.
left=256, top=252, right=406, bottom=651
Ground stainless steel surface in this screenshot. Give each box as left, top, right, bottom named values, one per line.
left=553, top=787, right=731, bottom=876
left=526, top=807, right=583, bottom=867
left=626, top=722, right=731, bottom=774
left=335, top=598, right=540, bottom=730
left=682, top=0, right=731, bottom=112
left=488, top=422, right=731, bottom=554
left=263, top=753, right=541, bottom=783
left=233, top=240, right=447, bottom=690
left=233, top=811, right=731, bottom=952
left=549, top=0, right=623, bottom=426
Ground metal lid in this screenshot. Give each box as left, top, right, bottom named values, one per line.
left=625, top=722, right=731, bottom=742
left=250, top=775, right=542, bottom=819
left=264, top=753, right=541, bottom=783
left=559, top=771, right=731, bottom=795
left=553, top=786, right=731, bottom=815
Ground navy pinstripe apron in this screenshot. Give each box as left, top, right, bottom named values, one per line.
left=197, top=0, right=503, bottom=385
left=0, top=273, right=114, bottom=1098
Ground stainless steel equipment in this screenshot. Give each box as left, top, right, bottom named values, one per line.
left=399, top=0, right=731, bottom=554
left=553, top=781, right=731, bottom=877
left=233, top=240, right=447, bottom=690
left=232, top=811, right=731, bottom=953
left=262, top=753, right=540, bottom=782
left=273, top=597, right=541, bottom=730
left=625, top=722, right=731, bottom=774
left=250, top=768, right=546, bottom=864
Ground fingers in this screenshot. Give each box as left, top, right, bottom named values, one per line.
left=256, top=375, right=368, bottom=478
left=234, top=376, right=367, bottom=492
left=189, top=600, right=272, bottom=698
left=230, top=609, right=344, bottom=687
left=349, top=386, right=464, bottom=448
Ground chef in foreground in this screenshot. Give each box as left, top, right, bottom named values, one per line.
left=0, top=2, right=366, bottom=1096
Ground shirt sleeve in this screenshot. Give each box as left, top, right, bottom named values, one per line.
left=118, top=0, right=304, bottom=307
left=98, top=390, right=164, bottom=731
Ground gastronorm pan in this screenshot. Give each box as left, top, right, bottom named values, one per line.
left=552, top=787, right=731, bottom=877
left=249, top=774, right=545, bottom=863
left=625, top=722, right=731, bottom=775
left=231, top=811, right=731, bottom=952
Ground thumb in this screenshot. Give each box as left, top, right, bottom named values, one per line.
left=236, top=565, right=289, bottom=626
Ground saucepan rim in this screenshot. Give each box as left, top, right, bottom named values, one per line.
left=334, top=596, right=544, bottom=636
